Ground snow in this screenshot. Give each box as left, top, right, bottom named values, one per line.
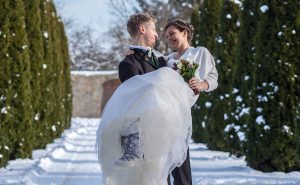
left=217, top=36, right=223, bottom=43
left=244, top=75, right=250, bottom=81
left=239, top=107, right=250, bottom=117
left=205, top=102, right=212, bottom=108
left=71, top=70, right=118, bottom=76
left=224, top=114, right=229, bottom=120
left=256, top=107, right=263, bottom=113
left=232, top=88, right=239, bottom=94
left=292, top=30, right=296, bottom=34
left=260, top=5, right=269, bottom=13
left=34, top=113, right=40, bottom=121
left=43, top=31, right=49, bottom=39
left=0, top=118, right=300, bottom=185
left=256, top=115, right=265, bottom=125
left=226, top=14, right=232, bottom=19
left=236, top=95, right=243, bottom=102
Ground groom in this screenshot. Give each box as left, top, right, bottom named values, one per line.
left=118, top=13, right=166, bottom=82
left=118, top=13, right=193, bottom=185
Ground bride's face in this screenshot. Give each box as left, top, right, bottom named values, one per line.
left=165, top=25, right=188, bottom=50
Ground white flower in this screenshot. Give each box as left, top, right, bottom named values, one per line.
left=176, top=61, right=183, bottom=69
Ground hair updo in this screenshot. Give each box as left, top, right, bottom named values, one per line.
left=164, top=19, right=194, bottom=43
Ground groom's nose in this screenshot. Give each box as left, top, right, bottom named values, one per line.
left=154, top=32, right=159, bottom=39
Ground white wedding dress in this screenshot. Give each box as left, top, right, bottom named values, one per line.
left=96, top=67, right=197, bottom=185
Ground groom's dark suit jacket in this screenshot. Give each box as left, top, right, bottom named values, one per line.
left=118, top=48, right=192, bottom=185
left=118, top=49, right=166, bottom=83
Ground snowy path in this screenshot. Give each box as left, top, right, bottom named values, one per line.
left=0, top=118, right=300, bottom=185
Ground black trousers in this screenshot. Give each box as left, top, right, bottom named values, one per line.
left=167, top=148, right=192, bottom=185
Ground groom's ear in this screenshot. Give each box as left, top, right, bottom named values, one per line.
left=139, top=24, right=146, bottom=34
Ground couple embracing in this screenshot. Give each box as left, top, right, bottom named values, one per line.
left=97, top=13, right=218, bottom=185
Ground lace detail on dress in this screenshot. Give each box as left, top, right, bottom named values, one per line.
left=114, top=118, right=144, bottom=167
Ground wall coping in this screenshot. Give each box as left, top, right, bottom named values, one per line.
left=71, top=70, right=118, bottom=76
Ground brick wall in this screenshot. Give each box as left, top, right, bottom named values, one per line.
left=71, top=71, right=121, bottom=118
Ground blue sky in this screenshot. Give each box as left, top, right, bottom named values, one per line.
left=53, top=0, right=111, bottom=33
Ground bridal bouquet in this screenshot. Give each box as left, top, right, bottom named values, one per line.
left=174, top=58, right=199, bottom=82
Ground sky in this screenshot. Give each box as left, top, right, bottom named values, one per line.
left=53, top=0, right=111, bottom=33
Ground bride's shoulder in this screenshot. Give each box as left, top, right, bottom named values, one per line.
left=167, top=52, right=179, bottom=60
left=193, top=46, right=209, bottom=52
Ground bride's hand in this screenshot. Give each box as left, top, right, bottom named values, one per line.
left=188, top=77, right=208, bottom=95
left=124, top=49, right=134, bottom=56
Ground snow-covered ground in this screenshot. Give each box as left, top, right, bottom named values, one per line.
left=0, top=118, right=299, bottom=185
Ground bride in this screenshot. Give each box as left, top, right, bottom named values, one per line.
left=96, top=16, right=218, bottom=185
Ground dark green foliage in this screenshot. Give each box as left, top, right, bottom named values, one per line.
left=0, top=0, right=72, bottom=167
left=206, top=0, right=240, bottom=151
left=0, top=0, right=14, bottom=166
left=23, top=0, right=44, bottom=149
left=226, top=0, right=260, bottom=157
left=8, top=0, right=33, bottom=158
left=190, top=0, right=222, bottom=143
left=191, top=0, right=223, bottom=53
left=245, top=0, right=299, bottom=172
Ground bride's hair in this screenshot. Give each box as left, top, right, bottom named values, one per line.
left=164, top=19, right=194, bottom=43
left=127, top=13, right=157, bottom=38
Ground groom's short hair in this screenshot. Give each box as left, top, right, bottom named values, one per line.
left=127, top=13, right=157, bottom=38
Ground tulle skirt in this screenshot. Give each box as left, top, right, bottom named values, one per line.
left=96, top=67, right=197, bottom=185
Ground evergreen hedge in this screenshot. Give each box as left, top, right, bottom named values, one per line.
left=191, top=0, right=300, bottom=172
left=0, top=0, right=72, bottom=167
left=191, top=0, right=222, bottom=143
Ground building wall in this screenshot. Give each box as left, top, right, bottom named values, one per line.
left=71, top=71, right=120, bottom=118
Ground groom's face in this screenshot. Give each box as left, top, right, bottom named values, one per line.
left=142, top=21, right=158, bottom=48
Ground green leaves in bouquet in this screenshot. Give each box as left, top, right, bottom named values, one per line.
left=176, top=59, right=199, bottom=82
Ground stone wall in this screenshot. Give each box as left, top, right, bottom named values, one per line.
left=71, top=71, right=121, bottom=118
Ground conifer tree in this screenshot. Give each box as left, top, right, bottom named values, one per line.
left=0, top=0, right=14, bottom=166
left=39, top=0, right=55, bottom=146
left=225, top=0, right=260, bottom=156
left=246, top=0, right=299, bottom=172
left=206, top=0, right=240, bottom=151
left=23, top=0, right=44, bottom=148
left=8, top=0, right=33, bottom=158
left=190, top=0, right=222, bottom=143
left=59, top=20, right=72, bottom=129
left=191, top=0, right=223, bottom=53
